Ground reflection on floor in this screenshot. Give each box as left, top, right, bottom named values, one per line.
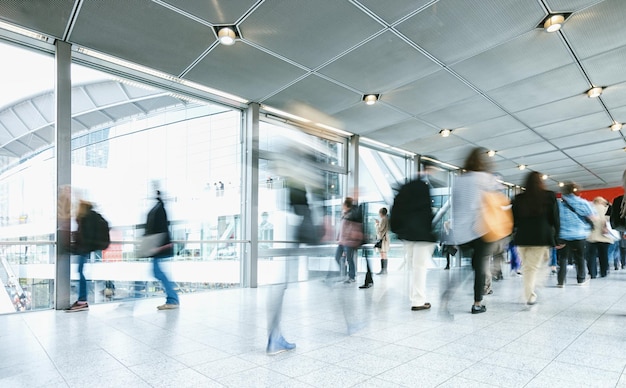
left=2, top=265, right=626, bottom=387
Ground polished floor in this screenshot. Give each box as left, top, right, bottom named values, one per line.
left=2, top=263, right=626, bottom=388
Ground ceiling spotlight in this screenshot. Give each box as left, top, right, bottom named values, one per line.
left=587, top=87, right=603, bottom=98
left=559, top=182, right=564, bottom=187
left=543, top=14, right=565, bottom=32
left=542, top=174, right=548, bottom=180
left=487, top=150, right=496, bottom=157
left=217, top=27, right=237, bottom=45
left=611, top=122, right=623, bottom=131
left=518, top=164, right=526, bottom=170
left=440, top=129, right=451, bottom=137
left=363, top=94, right=379, bottom=105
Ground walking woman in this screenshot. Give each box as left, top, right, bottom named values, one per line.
left=512, top=172, right=560, bottom=305
left=451, top=147, right=501, bottom=314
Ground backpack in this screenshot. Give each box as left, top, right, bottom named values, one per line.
left=90, top=210, right=111, bottom=250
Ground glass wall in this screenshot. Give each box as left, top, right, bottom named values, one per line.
left=0, top=41, right=55, bottom=313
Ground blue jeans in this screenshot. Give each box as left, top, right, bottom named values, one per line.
left=335, top=245, right=356, bottom=280
left=153, top=258, right=179, bottom=305
left=77, top=253, right=89, bottom=301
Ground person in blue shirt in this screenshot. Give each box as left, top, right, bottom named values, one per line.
left=557, top=182, right=597, bottom=286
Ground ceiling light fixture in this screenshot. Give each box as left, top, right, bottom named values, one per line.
left=587, top=87, right=603, bottom=98
left=559, top=182, right=564, bottom=187
left=217, top=26, right=238, bottom=45
left=543, top=14, right=565, bottom=32
left=542, top=174, right=548, bottom=180
left=487, top=150, right=496, bottom=157
left=440, top=129, right=451, bottom=137
left=363, top=94, right=379, bottom=105
left=518, top=164, right=526, bottom=170
left=611, top=122, right=623, bottom=131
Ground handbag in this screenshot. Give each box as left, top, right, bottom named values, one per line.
left=480, top=191, right=513, bottom=243
left=374, top=239, right=383, bottom=249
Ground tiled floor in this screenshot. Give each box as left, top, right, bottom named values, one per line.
left=2, top=264, right=626, bottom=387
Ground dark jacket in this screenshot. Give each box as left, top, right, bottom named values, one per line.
left=610, top=195, right=625, bottom=231
left=74, top=210, right=98, bottom=255
left=390, top=178, right=435, bottom=242
left=145, top=198, right=173, bottom=258
left=512, top=190, right=560, bottom=246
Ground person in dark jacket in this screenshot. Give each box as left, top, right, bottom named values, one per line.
left=145, top=190, right=179, bottom=310
left=66, top=200, right=97, bottom=312
left=512, top=172, right=560, bottom=305
left=390, top=160, right=436, bottom=311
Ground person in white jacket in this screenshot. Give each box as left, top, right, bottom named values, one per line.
left=587, top=197, right=613, bottom=278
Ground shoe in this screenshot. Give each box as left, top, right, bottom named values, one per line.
left=157, top=303, right=179, bottom=310
left=359, top=283, right=373, bottom=289
left=527, top=295, right=537, bottom=305
left=411, top=303, right=431, bottom=311
left=471, top=305, right=486, bottom=314
left=343, top=278, right=356, bottom=284
left=376, top=270, right=388, bottom=275
left=444, top=266, right=450, bottom=270
left=556, top=284, right=564, bottom=288
left=483, top=289, right=493, bottom=295
left=266, top=336, right=296, bottom=355
left=65, top=301, right=89, bottom=312
left=578, top=277, right=590, bottom=285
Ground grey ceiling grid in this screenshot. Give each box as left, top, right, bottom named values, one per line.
left=0, top=0, right=625, bottom=190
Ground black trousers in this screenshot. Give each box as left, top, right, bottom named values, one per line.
left=587, top=242, right=610, bottom=277
left=557, top=239, right=586, bottom=284
left=460, top=237, right=489, bottom=303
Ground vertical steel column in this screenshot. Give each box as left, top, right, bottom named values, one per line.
left=243, top=103, right=260, bottom=288
left=55, top=40, right=72, bottom=309
left=349, top=135, right=359, bottom=197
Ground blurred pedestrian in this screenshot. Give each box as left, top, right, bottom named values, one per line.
left=375, top=207, right=390, bottom=275
left=335, top=197, right=361, bottom=284
left=145, top=190, right=179, bottom=310
left=66, top=200, right=97, bottom=312
left=390, top=158, right=437, bottom=311
left=451, top=147, right=502, bottom=314
left=557, top=182, right=595, bottom=286
left=587, top=197, right=613, bottom=277
left=440, top=220, right=456, bottom=270
left=512, top=171, right=560, bottom=305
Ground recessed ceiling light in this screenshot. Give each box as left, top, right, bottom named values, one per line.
left=518, top=164, right=526, bottom=170
left=544, top=14, right=565, bottom=32
left=440, top=129, right=451, bottom=137
left=217, top=26, right=238, bottom=45
left=611, top=122, right=623, bottom=131
left=587, top=87, right=603, bottom=98
left=363, top=94, right=379, bottom=105
left=487, top=150, right=496, bottom=157
left=559, top=182, right=564, bottom=187
left=542, top=174, right=548, bottom=180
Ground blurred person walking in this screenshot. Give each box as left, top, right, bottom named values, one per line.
left=587, top=197, right=613, bottom=277
left=557, top=182, right=595, bottom=286
left=451, top=147, right=502, bottom=314
left=145, top=190, right=179, bottom=310
left=66, top=200, right=97, bottom=312
left=390, top=158, right=437, bottom=311
left=335, top=197, right=362, bottom=284
left=440, top=220, right=456, bottom=270
left=375, top=207, right=390, bottom=275
left=511, top=172, right=560, bottom=305
left=610, top=169, right=626, bottom=268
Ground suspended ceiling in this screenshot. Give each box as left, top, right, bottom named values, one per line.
left=1, top=0, right=626, bottom=191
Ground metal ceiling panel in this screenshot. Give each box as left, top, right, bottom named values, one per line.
left=383, top=70, right=477, bottom=116
left=600, top=83, right=626, bottom=110
left=83, top=82, right=130, bottom=108
left=0, top=0, right=75, bottom=39
left=161, top=0, right=259, bottom=24
left=396, top=0, right=545, bottom=65
left=477, top=129, right=546, bottom=152
left=533, top=111, right=611, bottom=139
left=488, top=64, right=588, bottom=113
left=420, top=95, right=505, bottom=129
left=452, top=30, right=573, bottom=92
left=240, top=0, right=382, bottom=69
left=13, top=101, right=47, bottom=131
left=518, top=152, right=575, bottom=167
left=30, top=95, right=54, bottom=123
left=553, top=128, right=621, bottom=149
left=261, top=75, right=360, bottom=117
left=71, top=88, right=97, bottom=115
left=357, top=0, right=433, bottom=24
left=317, top=31, right=440, bottom=93
left=455, top=115, right=527, bottom=143
left=70, top=0, right=215, bottom=76
left=582, top=45, right=626, bottom=87
left=563, top=0, right=626, bottom=59
left=185, top=43, right=307, bottom=102
left=609, top=104, right=626, bottom=123
left=544, top=0, right=605, bottom=12
left=0, top=109, right=28, bottom=137
left=565, top=138, right=625, bottom=157
left=513, top=95, right=604, bottom=127
left=497, top=142, right=558, bottom=160
left=365, top=119, right=437, bottom=146
left=333, top=104, right=411, bottom=135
